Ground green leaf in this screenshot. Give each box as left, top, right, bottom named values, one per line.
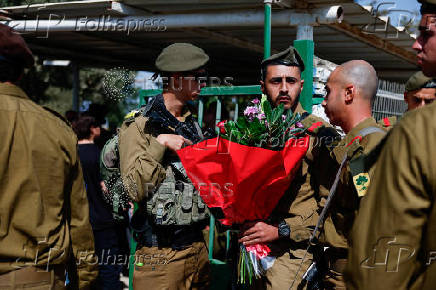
left=272, top=104, right=284, bottom=123
left=261, top=100, right=273, bottom=124
left=285, top=108, right=293, bottom=123
left=236, top=117, right=248, bottom=130
left=248, top=118, right=264, bottom=134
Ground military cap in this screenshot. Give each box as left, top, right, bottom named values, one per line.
left=0, top=24, right=34, bottom=68
left=261, top=46, right=305, bottom=72
left=155, top=43, right=209, bottom=72
left=405, top=71, right=436, bottom=92
left=418, top=0, right=436, bottom=13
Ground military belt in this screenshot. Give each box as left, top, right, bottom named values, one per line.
left=0, top=265, right=65, bottom=288
left=139, top=224, right=205, bottom=250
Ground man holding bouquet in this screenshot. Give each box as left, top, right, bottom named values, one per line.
left=119, top=43, right=210, bottom=289
left=239, top=46, right=340, bottom=289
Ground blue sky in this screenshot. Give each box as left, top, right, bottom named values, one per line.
left=356, top=0, right=421, bottom=26
left=356, top=0, right=420, bottom=11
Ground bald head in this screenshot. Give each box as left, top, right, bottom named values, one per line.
left=334, top=60, right=378, bottom=102
left=322, top=60, right=378, bottom=132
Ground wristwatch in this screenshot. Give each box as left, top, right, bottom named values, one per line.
left=278, top=220, right=291, bottom=239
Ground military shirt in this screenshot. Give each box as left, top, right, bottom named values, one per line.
left=319, top=117, right=386, bottom=249
left=119, top=100, right=193, bottom=202
left=345, top=102, right=436, bottom=289
left=0, top=83, right=98, bottom=287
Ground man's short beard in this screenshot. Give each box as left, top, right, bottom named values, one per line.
left=266, top=93, right=300, bottom=112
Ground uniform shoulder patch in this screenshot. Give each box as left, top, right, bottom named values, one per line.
left=377, top=116, right=397, bottom=130
left=353, top=173, right=370, bottom=197
left=301, top=115, right=329, bottom=135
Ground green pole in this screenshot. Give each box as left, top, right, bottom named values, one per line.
left=264, top=1, right=272, bottom=59
left=294, top=39, right=314, bottom=113
left=198, top=97, right=204, bottom=127
left=208, top=215, right=215, bottom=260
left=129, top=202, right=138, bottom=290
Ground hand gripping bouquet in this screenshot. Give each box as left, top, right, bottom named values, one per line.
left=177, top=95, right=309, bottom=284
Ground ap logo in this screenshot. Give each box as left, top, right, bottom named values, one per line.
left=361, top=236, right=415, bottom=272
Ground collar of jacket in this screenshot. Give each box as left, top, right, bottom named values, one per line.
left=0, top=82, right=28, bottom=100
left=292, top=102, right=306, bottom=116
left=332, top=117, right=378, bottom=163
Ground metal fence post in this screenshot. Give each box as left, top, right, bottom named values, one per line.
left=264, top=0, right=272, bottom=59
left=294, top=27, right=314, bottom=113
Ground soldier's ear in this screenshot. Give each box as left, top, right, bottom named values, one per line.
left=344, top=84, right=354, bottom=103
left=260, top=80, right=266, bottom=94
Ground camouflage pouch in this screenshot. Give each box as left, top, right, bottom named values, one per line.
left=147, top=160, right=209, bottom=226
left=100, top=134, right=131, bottom=221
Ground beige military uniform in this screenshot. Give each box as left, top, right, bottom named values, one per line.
left=119, top=107, right=210, bottom=290
left=261, top=103, right=339, bottom=290
left=345, top=102, right=436, bottom=289
left=317, top=117, right=386, bottom=289
left=0, top=83, right=98, bottom=289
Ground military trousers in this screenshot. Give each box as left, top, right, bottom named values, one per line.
left=323, top=268, right=346, bottom=290
left=251, top=242, right=312, bottom=290
left=132, top=241, right=210, bottom=290
left=0, top=265, right=66, bottom=290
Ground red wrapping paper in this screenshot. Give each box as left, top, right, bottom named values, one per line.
left=177, top=136, right=310, bottom=225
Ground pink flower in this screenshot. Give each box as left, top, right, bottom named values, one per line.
left=244, top=106, right=260, bottom=121
left=296, top=122, right=304, bottom=128
left=251, top=98, right=260, bottom=105
left=244, top=106, right=259, bottom=116
left=257, top=113, right=266, bottom=120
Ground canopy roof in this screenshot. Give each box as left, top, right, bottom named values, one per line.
left=1, top=0, right=419, bottom=83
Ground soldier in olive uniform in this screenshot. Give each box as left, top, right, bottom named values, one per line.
left=0, top=24, right=98, bottom=288
left=239, top=46, right=340, bottom=289
left=378, top=71, right=436, bottom=129
left=119, top=43, right=210, bottom=290
left=345, top=1, right=436, bottom=289
left=315, top=60, right=387, bottom=289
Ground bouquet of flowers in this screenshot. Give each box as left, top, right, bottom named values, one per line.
left=177, top=95, right=310, bottom=284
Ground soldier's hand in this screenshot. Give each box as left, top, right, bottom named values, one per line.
left=156, top=134, right=193, bottom=151
left=238, top=221, right=279, bottom=245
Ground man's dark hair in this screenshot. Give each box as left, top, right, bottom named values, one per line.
left=72, top=116, right=98, bottom=140
left=65, top=110, right=79, bottom=124
left=261, top=59, right=302, bottom=81
left=0, top=61, right=24, bottom=83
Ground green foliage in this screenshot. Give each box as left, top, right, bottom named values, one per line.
left=16, top=56, right=138, bottom=130
left=220, top=99, right=305, bottom=150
